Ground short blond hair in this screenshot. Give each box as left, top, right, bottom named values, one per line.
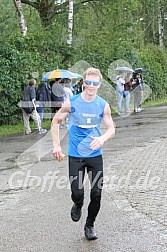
left=83, top=67, right=102, bottom=82
left=29, top=78, right=36, bottom=86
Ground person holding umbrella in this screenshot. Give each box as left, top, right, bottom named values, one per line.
left=51, top=78, right=65, bottom=120
left=132, top=67, right=147, bottom=112
left=51, top=67, right=115, bottom=240
left=132, top=73, right=144, bottom=112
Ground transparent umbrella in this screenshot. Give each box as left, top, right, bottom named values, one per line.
left=115, top=66, right=134, bottom=73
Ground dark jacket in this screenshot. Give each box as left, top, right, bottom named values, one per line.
left=23, top=85, right=36, bottom=101
left=22, top=86, right=36, bottom=114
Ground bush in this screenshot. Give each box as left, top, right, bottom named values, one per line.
left=139, top=46, right=167, bottom=99
left=1, top=32, right=167, bottom=125
left=0, top=34, right=73, bottom=125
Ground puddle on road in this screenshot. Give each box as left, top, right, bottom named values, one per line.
left=116, top=121, right=153, bottom=129
left=132, top=121, right=153, bottom=127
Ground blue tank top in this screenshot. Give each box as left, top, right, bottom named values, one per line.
left=68, top=94, right=106, bottom=157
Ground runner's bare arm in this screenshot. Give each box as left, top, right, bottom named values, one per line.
left=51, top=99, right=71, bottom=160
left=102, top=102, right=115, bottom=139
left=90, top=103, right=115, bottom=150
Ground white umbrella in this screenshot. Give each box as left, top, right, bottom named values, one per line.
left=115, top=66, right=134, bottom=73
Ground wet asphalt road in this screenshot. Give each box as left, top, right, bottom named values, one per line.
left=0, top=106, right=167, bottom=252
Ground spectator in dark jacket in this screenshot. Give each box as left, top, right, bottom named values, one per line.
left=51, top=78, right=65, bottom=119
left=22, top=79, right=46, bottom=135
left=36, top=81, right=51, bottom=123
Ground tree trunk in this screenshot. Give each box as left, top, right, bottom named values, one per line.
left=13, top=0, right=27, bottom=36
left=21, top=0, right=69, bottom=28
left=158, top=1, right=164, bottom=48
left=67, top=0, right=73, bottom=45
left=20, top=0, right=98, bottom=28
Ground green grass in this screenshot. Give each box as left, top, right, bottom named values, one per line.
left=0, top=122, right=24, bottom=136
left=0, top=120, right=51, bottom=136
left=143, top=98, right=167, bottom=107
left=0, top=99, right=167, bottom=136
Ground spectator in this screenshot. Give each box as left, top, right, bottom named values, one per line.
left=61, top=79, right=73, bottom=101
left=61, top=79, right=73, bottom=126
left=22, top=79, right=46, bottom=135
left=116, top=71, right=125, bottom=114
left=72, top=78, right=79, bottom=95
left=132, top=73, right=144, bottom=112
left=124, top=72, right=135, bottom=113
left=36, top=81, right=51, bottom=123
left=51, top=78, right=65, bottom=119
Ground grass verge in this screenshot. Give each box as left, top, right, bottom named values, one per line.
left=0, top=120, right=51, bottom=136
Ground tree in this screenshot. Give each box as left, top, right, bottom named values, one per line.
left=158, top=0, right=164, bottom=48
left=139, top=0, right=167, bottom=48
left=67, top=0, right=73, bottom=45
left=20, top=0, right=101, bottom=28
left=13, top=0, right=27, bottom=36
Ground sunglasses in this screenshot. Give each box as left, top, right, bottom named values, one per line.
left=84, top=80, right=101, bottom=86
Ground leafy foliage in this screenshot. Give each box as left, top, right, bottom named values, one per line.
left=1, top=0, right=167, bottom=124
